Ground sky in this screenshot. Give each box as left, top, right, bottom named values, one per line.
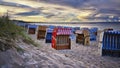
left=0, top=0, right=120, bottom=22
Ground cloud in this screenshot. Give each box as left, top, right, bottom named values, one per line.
left=0, top=0, right=120, bottom=22
left=33, top=0, right=89, bottom=8
left=98, top=9, right=120, bottom=16
left=16, top=11, right=40, bottom=16
left=0, top=1, right=31, bottom=8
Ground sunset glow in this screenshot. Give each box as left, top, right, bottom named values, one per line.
left=0, top=0, right=120, bottom=22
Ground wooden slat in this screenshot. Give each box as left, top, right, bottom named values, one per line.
left=28, top=28, right=36, bottom=34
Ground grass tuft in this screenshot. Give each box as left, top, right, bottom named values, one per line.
left=0, top=15, right=39, bottom=51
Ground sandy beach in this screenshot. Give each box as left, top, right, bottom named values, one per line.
left=28, top=32, right=120, bottom=68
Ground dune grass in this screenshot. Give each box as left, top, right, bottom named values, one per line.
left=0, top=15, right=38, bottom=51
